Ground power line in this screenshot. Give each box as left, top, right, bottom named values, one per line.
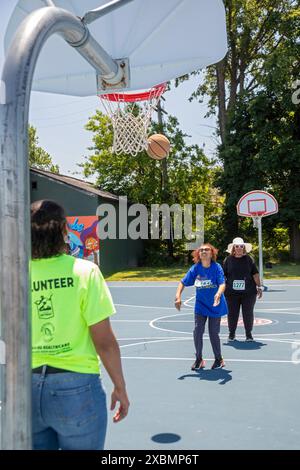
left=36, top=117, right=92, bottom=129
left=31, top=98, right=96, bottom=111
left=30, top=105, right=99, bottom=121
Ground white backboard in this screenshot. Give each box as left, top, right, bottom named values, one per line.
left=237, top=191, right=279, bottom=217
left=4, top=0, right=228, bottom=96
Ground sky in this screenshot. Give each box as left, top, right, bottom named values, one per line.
left=0, top=0, right=218, bottom=178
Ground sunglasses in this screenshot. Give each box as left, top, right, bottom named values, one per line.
left=234, top=245, right=244, bottom=248
left=200, top=248, right=211, bottom=252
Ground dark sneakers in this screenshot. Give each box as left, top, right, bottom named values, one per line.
left=211, top=357, right=225, bottom=369
left=191, top=358, right=206, bottom=370
left=228, top=333, right=235, bottom=342
left=246, top=334, right=254, bottom=342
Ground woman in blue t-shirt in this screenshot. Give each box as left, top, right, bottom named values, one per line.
left=175, top=243, right=228, bottom=370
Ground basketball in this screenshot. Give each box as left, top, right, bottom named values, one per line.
left=147, top=134, right=170, bottom=160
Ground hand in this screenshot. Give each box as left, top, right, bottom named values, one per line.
left=257, top=287, right=263, bottom=299
left=111, top=387, right=130, bottom=423
left=175, top=296, right=181, bottom=311
left=213, top=292, right=221, bottom=307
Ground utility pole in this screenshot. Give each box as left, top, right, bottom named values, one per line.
left=157, top=99, right=174, bottom=257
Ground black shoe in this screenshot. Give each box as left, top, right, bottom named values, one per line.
left=246, top=334, right=254, bottom=342
left=191, top=358, right=205, bottom=370
left=228, top=333, right=235, bottom=342
left=211, top=357, right=225, bottom=369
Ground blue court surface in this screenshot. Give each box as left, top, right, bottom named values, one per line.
left=102, top=280, right=300, bottom=450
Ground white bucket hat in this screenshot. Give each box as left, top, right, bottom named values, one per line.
left=226, top=237, right=252, bottom=253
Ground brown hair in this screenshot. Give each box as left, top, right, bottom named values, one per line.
left=192, top=243, right=218, bottom=264
left=31, top=200, right=67, bottom=259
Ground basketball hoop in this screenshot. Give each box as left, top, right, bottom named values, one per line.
left=250, top=211, right=265, bottom=228
left=98, top=83, right=166, bottom=156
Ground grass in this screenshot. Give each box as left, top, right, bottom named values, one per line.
left=105, top=262, right=300, bottom=281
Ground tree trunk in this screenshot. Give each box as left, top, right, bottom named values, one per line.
left=289, top=220, right=300, bottom=261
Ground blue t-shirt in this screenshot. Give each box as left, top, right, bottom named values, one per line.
left=181, top=262, right=228, bottom=317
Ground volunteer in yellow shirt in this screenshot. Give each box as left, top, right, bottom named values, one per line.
left=31, top=200, right=129, bottom=450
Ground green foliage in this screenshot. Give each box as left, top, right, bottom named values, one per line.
left=82, top=111, right=212, bottom=204
left=29, top=125, right=59, bottom=173
left=175, top=0, right=300, bottom=258
left=81, top=110, right=218, bottom=261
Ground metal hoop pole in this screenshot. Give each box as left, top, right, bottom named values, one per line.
left=0, top=5, right=126, bottom=450
left=257, top=217, right=264, bottom=288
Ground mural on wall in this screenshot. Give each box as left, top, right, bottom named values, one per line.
left=66, top=216, right=99, bottom=265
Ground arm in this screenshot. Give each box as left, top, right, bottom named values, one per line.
left=213, top=283, right=226, bottom=306
left=90, top=318, right=130, bottom=423
left=253, top=273, right=263, bottom=299
left=223, top=257, right=228, bottom=278
left=175, top=281, right=185, bottom=311
left=214, top=263, right=226, bottom=306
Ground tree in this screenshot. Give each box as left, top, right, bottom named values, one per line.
left=177, top=0, right=300, bottom=257
left=81, top=110, right=217, bottom=260
left=29, top=125, right=59, bottom=173
left=179, top=0, right=298, bottom=144
left=217, top=3, right=300, bottom=260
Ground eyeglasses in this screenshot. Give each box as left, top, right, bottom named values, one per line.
left=200, top=248, right=211, bottom=252
left=234, top=245, right=244, bottom=248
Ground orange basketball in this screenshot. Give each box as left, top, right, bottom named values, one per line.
left=147, top=134, right=170, bottom=160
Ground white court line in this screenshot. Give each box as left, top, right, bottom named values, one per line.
left=259, top=311, right=300, bottom=316
left=256, top=308, right=300, bottom=312
left=108, top=283, right=300, bottom=287
left=287, top=321, right=300, bottom=324
left=183, top=296, right=195, bottom=307
left=115, top=303, right=192, bottom=311
left=264, top=285, right=300, bottom=287
left=108, top=285, right=177, bottom=288
left=149, top=312, right=300, bottom=337
left=119, top=336, right=299, bottom=348
left=120, top=338, right=191, bottom=348
left=254, top=331, right=300, bottom=336
left=149, top=313, right=193, bottom=335
left=118, top=337, right=190, bottom=340
left=115, top=303, right=300, bottom=313
left=117, top=335, right=300, bottom=341
left=121, top=356, right=298, bottom=364
left=112, top=320, right=152, bottom=322
left=258, top=301, right=300, bottom=304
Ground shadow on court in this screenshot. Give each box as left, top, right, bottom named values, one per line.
left=151, top=433, right=181, bottom=444
left=177, top=368, right=232, bottom=385
left=223, top=340, right=267, bottom=351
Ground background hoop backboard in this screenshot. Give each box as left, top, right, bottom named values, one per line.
left=5, top=0, right=227, bottom=96
left=237, top=190, right=278, bottom=217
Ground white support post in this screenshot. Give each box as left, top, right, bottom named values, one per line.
left=257, top=217, right=264, bottom=288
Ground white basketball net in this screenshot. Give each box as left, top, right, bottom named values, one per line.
left=99, top=84, right=166, bottom=156
left=251, top=213, right=264, bottom=228
left=252, top=216, right=260, bottom=228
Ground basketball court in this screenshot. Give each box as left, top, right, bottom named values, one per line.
left=1, top=0, right=297, bottom=453
left=102, top=280, right=300, bottom=450
left=0, top=0, right=228, bottom=448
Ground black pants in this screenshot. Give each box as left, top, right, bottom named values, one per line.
left=225, top=293, right=257, bottom=336
left=194, top=314, right=222, bottom=360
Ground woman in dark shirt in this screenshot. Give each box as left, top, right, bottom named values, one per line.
left=223, top=237, right=262, bottom=342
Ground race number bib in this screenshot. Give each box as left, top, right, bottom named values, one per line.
left=195, top=279, right=213, bottom=288
left=233, top=280, right=245, bottom=291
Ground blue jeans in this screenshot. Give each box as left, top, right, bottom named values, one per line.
left=32, top=371, right=107, bottom=450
